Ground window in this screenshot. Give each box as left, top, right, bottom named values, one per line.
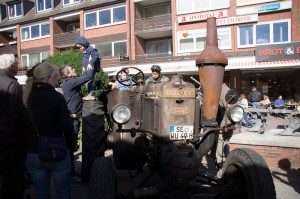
left=21, top=23, right=50, bottom=41
left=67, top=23, right=80, bottom=32
left=8, top=2, right=23, bottom=19
left=256, top=24, right=270, bottom=44
left=178, top=27, right=231, bottom=53
left=22, top=52, right=50, bottom=67
left=177, top=0, right=229, bottom=14
left=63, top=0, right=80, bottom=6
left=239, top=25, right=253, bottom=46
left=113, top=6, right=126, bottom=23
left=37, top=0, right=53, bottom=12
left=21, top=27, right=30, bottom=40
left=144, top=3, right=171, bottom=18
left=238, top=20, right=290, bottom=48
left=99, top=9, right=111, bottom=25
left=86, top=12, right=97, bottom=28
left=146, top=39, right=172, bottom=56
left=95, top=41, right=127, bottom=57
left=31, top=25, right=40, bottom=38
left=41, top=23, right=50, bottom=36
left=85, top=6, right=126, bottom=29
left=180, top=38, right=193, bottom=51
left=273, top=22, right=288, bottom=43
left=114, top=41, right=127, bottom=57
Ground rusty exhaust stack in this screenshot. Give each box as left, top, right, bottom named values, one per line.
left=196, top=17, right=228, bottom=127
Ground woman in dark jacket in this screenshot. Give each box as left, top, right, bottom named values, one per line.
left=23, top=62, right=76, bottom=199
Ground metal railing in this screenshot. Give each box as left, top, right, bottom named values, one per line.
left=135, top=14, right=172, bottom=33
left=54, top=31, right=80, bottom=48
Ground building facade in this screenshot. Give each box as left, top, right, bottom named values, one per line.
left=0, top=0, right=299, bottom=101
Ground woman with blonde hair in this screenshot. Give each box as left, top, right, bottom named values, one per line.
left=23, top=62, right=76, bottom=199
left=260, top=95, right=271, bottom=108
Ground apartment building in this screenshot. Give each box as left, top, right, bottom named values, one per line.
left=0, top=0, right=299, bottom=101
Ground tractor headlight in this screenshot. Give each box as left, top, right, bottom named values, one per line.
left=111, top=104, right=131, bottom=124
left=227, top=105, right=244, bottom=123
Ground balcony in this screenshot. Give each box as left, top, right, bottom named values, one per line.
left=54, top=31, right=80, bottom=48
left=0, top=43, right=17, bottom=55
left=135, top=15, right=172, bottom=39
left=100, top=53, right=198, bottom=69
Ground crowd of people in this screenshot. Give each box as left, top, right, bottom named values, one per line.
left=238, top=86, right=291, bottom=130
left=0, top=35, right=173, bottom=198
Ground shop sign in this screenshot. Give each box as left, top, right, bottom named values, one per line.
left=178, top=10, right=227, bottom=24
left=255, top=42, right=300, bottom=62
left=236, top=1, right=291, bottom=16
left=216, top=14, right=258, bottom=26
left=237, top=0, right=277, bottom=7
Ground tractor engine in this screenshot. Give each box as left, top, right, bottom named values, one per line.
left=142, top=75, right=199, bottom=139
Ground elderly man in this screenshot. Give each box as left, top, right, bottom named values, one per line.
left=0, top=54, right=27, bottom=199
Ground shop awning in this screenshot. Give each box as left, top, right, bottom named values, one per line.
left=103, top=57, right=300, bottom=76
left=227, top=59, right=300, bottom=70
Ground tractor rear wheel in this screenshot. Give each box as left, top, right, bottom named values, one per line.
left=81, top=100, right=107, bottom=183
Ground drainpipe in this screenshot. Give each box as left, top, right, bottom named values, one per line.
left=196, top=17, right=228, bottom=127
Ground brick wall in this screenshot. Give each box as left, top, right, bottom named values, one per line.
left=292, top=0, right=300, bottom=41
left=230, top=144, right=300, bottom=171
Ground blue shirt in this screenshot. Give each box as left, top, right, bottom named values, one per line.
left=274, top=99, right=285, bottom=106
left=115, top=78, right=132, bottom=90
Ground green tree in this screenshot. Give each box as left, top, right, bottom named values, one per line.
left=26, top=49, right=109, bottom=99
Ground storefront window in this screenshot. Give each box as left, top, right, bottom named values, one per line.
left=241, top=69, right=297, bottom=101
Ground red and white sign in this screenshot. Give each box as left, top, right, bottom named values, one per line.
left=216, top=14, right=258, bottom=26
left=178, top=10, right=228, bottom=24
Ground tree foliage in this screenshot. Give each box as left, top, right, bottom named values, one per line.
left=26, top=49, right=109, bottom=98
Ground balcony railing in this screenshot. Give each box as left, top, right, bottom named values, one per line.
left=54, top=31, right=80, bottom=48
left=0, top=43, right=17, bottom=55
left=135, top=14, right=172, bottom=33
left=100, top=53, right=198, bottom=69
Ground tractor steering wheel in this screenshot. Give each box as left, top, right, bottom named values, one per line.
left=116, top=67, right=145, bottom=86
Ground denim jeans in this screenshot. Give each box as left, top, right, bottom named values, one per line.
left=252, top=102, right=260, bottom=109
left=85, top=70, right=95, bottom=96
left=71, top=118, right=80, bottom=176
left=26, top=151, right=72, bottom=199
left=251, top=102, right=260, bottom=119
left=239, top=112, right=253, bottom=127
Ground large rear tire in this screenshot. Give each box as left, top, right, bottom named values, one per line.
left=218, top=148, right=276, bottom=199
left=81, top=100, right=107, bottom=183
left=89, top=157, right=116, bottom=199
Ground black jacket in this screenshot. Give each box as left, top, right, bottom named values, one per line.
left=61, top=70, right=93, bottom=114
left=248, top=90, right=262, bottom=102
left=0, top=70, right=26, bottom=146
left=26, top=82, right=76, bottom=153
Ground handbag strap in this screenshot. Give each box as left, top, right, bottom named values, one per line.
left=27, top=100, right=40, bottom=137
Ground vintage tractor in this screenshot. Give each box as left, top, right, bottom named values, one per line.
left=82, top=18, right=276, bottom=199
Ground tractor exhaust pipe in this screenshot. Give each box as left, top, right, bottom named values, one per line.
left=196, top=17, right=228, bottom=127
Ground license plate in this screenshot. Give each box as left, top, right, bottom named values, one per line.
left=169, top=125, right=193, bottom=140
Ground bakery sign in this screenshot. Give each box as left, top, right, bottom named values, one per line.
left=178, top=10, right=228, bottom=24
left=255, top=42, right=300, bottom=62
